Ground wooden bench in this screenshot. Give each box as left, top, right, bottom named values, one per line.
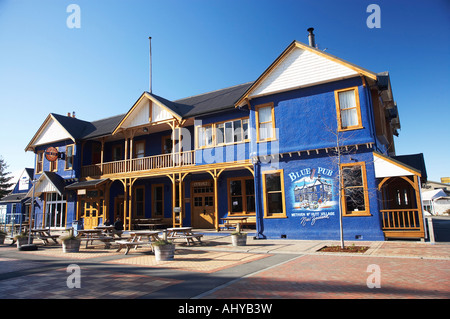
left=219, top=216, right=256, bottom=230
left=167, top=234, right=203, bottom=246
left=115, top=240, right=149, bottom=255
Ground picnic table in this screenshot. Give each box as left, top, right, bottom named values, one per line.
left=95, top=225, right=122, bottom=237
left=77, top=229, right=114, bottom=249
left=166, top=227, right=203, bottom=246
left=31, top=228, right=59, bottom=245
left=115, top=230, right=161, bottom=255
left=220, top=217, right=248, bottom=232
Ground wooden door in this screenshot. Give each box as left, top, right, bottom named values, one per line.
left=191, top=181, right=215, bottom=228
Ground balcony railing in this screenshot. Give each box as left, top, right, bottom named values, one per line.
left=81, top=151, right=195, bottom=178
left=380, top=209, right=423, bottom=231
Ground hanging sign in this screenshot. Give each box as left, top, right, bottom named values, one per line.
left=45, top=147, right=59, bottom=162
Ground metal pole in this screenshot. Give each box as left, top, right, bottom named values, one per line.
left=149, top=36, right=152, bottom=93
left=28, top=179, right=36, bottom=245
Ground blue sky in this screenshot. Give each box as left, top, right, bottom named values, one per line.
left=0, top=0, right=449, bottom=183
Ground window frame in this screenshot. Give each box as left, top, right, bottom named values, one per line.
left=334, top=87, right=363, bottom=131
left=65, top=144, right=75, bottom=170
left=255, top=103, right=276, bottom=142
left=195, top=117, right=250, bottom=149
left=134, top=185, right=145, bottom=217
left=227, top=176, right=256, bottom=216
left=36, top=151, right=44, bottom=174
left=50, top=147, right=58, bottom=172
left=151, top=184, right=164, bottom=218
left=134, top=140, right=146, bottom=158
left=340, top=161, right=371, bottom=216
left=262, top=169, right=287, bottom=218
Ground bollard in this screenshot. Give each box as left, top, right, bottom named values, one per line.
left=427, top=217, right=435, bottom=244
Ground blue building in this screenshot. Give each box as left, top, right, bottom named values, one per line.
left=0, top=168, right=34, bottom=233
left=24, top=34, right=427, bottom=241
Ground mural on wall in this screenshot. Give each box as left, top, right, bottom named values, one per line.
left=288, top=167, right=338, bottom=226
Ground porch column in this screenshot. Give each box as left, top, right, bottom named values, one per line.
left=100, top=138, right=105, bottom=175
left=413, top=175, right=425, bottom=236
left=208, top=169, right=224, bottom=231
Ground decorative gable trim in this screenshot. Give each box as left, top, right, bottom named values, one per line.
left=235, top=41, right=378, bottom=108
left=25, top=114, right=76, bottom=152
left=112, top=92, right=182, bottom=135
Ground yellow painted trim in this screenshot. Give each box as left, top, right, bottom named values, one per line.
left=227, top=176, right=256, bottom=216
left=261, top=169, right=287, bottom=218
left=255, top=103, right=276, bottom=142
left=64, top=144, right=75, bottom=171
left=334, top=86, right=364, bottom=131
left=340, top=161, right=371, bottom=217
left=25, top=114, right=77, bottom=152
left=112, top=92, right=182, bottom=135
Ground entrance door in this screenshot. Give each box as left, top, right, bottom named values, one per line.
left=191, top=181, right=215, bottom=228
left=82, top=200, right=99, bottom=229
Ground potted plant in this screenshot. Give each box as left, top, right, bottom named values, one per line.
left=14, top=231, right=33, bottom=248
left=231, top=231, right=247, bottom=246
left=60, top=228, right=81, bottom=253
left=0, top=230, right=7, bottom=244
left=153, top=239, right=175, bottom=262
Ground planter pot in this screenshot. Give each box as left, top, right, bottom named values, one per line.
left=231, top=233, right=247, bottom=246
left=154, top=244, right=175, bottom=262
left=62, top=239, right=81, bottom=253
left=16, top=237, right=33, bottom=248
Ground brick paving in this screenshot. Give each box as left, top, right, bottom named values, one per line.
left=202, top=254, right=450, bottom=299
left=0, top=265, right=181, bottom=299
left=106, top=249, right=271, bottom=273
left=1, top=236, right=449, bottom=299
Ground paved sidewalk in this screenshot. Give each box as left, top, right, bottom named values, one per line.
left=0, top=234, right=449, bottom=299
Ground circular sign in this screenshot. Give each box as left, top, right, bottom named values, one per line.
left=45, top=147, right=59, bottom=162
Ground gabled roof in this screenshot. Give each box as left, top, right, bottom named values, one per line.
left=25, top=113, right=93, bottom=151
left=25, top=172, right=76, bottom=197
left=235, top=40, right=379, bottom=107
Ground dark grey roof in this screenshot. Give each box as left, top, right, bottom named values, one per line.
left=392, top=153, right=428, bottom=183
left=174, top=82, right=254, bottom=117
left=82, top=114, right=126, bottom=139
left=65, top=178, right=109, bottom=190
left=0, top=192, right=27, bottom=203
left=51, top=82, right=253, bottom=140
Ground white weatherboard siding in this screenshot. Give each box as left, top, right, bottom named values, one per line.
left=373, top=153, right=414, bottom=178
left=250, top=47, right=358, bottom=98
left=151, top=102, right=172, bottom=122
left=121, top=97, right=173, bottom=129
left=122, top=99, right=150, bottom=129
left=34, top=118, right=73, bottom=146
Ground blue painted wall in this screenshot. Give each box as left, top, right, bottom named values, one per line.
left=256, top=150, right=384, bottom=240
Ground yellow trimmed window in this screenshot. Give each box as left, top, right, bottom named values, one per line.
left=335, top=87, right=363, bottom=131
left=340, top=162, right=370, bottom=216
left=255, top=103, right=276, bottom=142
left=262, top=170, right=286, bottom=218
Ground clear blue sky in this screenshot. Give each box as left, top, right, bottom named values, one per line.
left=0, top=0, right=449, bottom=183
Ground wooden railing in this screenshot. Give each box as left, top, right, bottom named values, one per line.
left=81, top=151, right=195, bottom=177
left=380, top=209, right=423, bottom=231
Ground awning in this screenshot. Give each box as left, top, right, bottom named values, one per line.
left=373, top=152, right=421, bottom=179
left=26, top=172, right=71, bottom=197
left=65, top=178, right=110, bottom=190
